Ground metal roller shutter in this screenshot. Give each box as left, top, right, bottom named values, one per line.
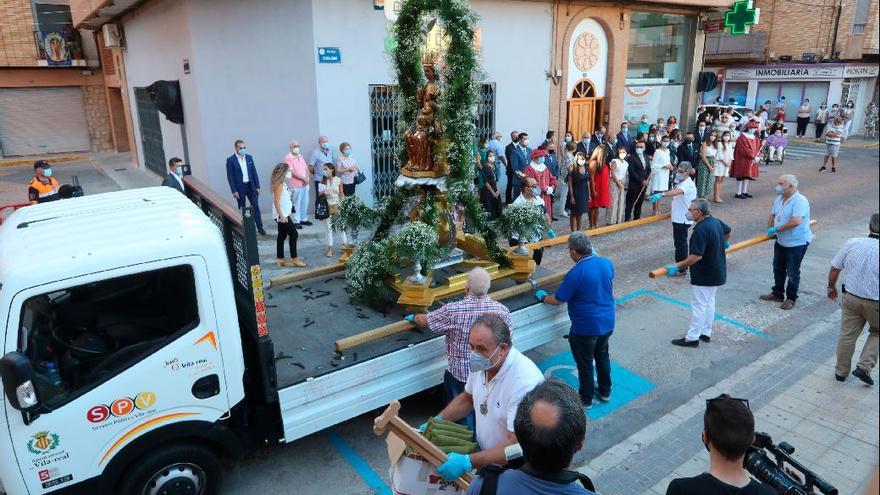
left=0, top=87, right=91, bottom=157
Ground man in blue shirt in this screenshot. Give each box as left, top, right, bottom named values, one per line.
left=760, top=174, right=814, bottom=310
left=536, top=232, right=615, bottom=407
left=665, top=198, right=731, bottom=347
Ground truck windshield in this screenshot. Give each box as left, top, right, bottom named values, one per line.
left=18, top=264, right=199, bottom=409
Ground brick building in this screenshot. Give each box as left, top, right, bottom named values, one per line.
left=0, top=0, right=128, bottom=158
left=702, top=0, right=879, bottom=136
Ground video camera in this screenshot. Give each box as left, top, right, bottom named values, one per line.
left=744, top=432, right=837, bottom=495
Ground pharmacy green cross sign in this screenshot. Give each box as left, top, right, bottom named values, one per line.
left=724, top=0, right=760, bottom=35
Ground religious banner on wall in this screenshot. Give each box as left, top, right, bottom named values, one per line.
left=41, top=32, right=71, bottom=66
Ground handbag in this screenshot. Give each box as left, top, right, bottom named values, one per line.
left=315, top=196, right=330, bottom=220
left=353, top=171, right=366, bottom=185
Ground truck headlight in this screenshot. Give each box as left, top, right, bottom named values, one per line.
left=17, top=380, right=38, bottom=408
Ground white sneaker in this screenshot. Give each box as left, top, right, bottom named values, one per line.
left=562, top=211, right=570, bottom=218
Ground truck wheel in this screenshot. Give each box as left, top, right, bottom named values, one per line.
left=117, top=442, right=222, bottom=495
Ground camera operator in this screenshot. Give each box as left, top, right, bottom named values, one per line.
left=666, top=394, right=775, bottom=495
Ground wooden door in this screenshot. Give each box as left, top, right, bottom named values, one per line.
left=566, top=79, right=603, bottom=140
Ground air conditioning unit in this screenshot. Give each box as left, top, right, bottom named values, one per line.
left=103, top=24, right=123, bottom=48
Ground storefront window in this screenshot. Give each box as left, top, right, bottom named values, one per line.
left=627, top=13, right=693, bottom=85
left=756, top=81, right=830, bottom=121
left=724, top=83, right=748, bottom=106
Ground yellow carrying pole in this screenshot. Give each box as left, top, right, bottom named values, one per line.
left=648, top=219, right=818, bottom=278
left=333, top=271, right=569, bottom=353
left=267, top=262, right=345, bottom=289
left=526, top=213, right=671, bottom=250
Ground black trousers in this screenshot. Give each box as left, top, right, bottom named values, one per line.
left=235, top=182, right=263, bottom=229
left=673, top=222, right=690, bottom=269
left=313, top=181, right=321, bottom=209
left=815, top=122, right=826, bottom=139
left=276, top=217, right=299, bottom=259
left=796, top=116, right=810, bottom=136
left=508, top=239, right=543, bottom=265
left=505, top=165, right=514, bottom=204
left=568, top=332, right=612, bottom=405
left=624, top=184, right=645, bottom=222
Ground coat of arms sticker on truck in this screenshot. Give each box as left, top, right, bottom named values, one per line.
left=25, top=431, right=70, bottom=471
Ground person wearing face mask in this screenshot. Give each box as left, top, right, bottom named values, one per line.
left=696, top=132, right=717, bottom=200
left=765, top=128, right=787, bottom=163
left=563, top=131, right=574, bottom=145
left=667, top=116, right=679, bottom=132
left=504, top=131, right=519, bottom=204
left=27, top=160, right=60, bottom=203
left=796, top=99, right=813, bottom=138
left=283, top=139, right=311, bottom=229
left=576, top=131, right=592, bottom=156
left=656, top=118, right=668, bottom=138
left=676, top=132, right=698, bottom=172
left=161, top=157, right=186, bottom=193
left=566, top=151, right=591, bottom=232
left=407, top=268, right=512, bottom=433
left=617, top=122, right=633, bottom=151
left=694, top=121, right=709, bottom=148
left=625, top=141, right=650, bottom=221
left=524, top=148, right=557, bottom=220
left=649, top=137, right=673, bottom=216
left=773, top=96, right=787, bottom=122
left=637, top=114, right=651, bottom=134
left=488, top=131, right=508, bottom=195
left=536, top=232, right=614, bottom=407
left=481, top=150, right=502, bottom=220
left=841, top=100, right=856, bottom=139
left=319, top=163, right=345, bottom=257
left=560, top=141, right=576, bottom=218
left=651, top=162, right=697, bottom=277
left=665, top=198, right=732, bottom=347
left=510, top=132, right=532, bottom=199
left=226, top=139, right=266, bottom=235
left=607, top=147, right=629, bottom=225
left=730, top=122, right=761, bottom=199
left=760, top=174, right=813, bottom=311
left=713, top=132, right=733, bottom=203
left=310, top=135, right=334, bottom=210
left=335, top=141, right=359, bottom=196
left=511, top=177, right=549, bottom=266
left=589, top=126, right=606, bottom=153
left=820, top=117, right=846, bottom=173
left=270, top=162, right=305, bottom=268
left=586, top=146, right=610, bottom=229
left=428, top=313, right=543, bottom=481
left=814, top=102, right=829, bottom=141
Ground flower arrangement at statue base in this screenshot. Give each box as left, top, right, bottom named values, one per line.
left=390, top=221, right=442, bottom=285
left=497, top=202, right=548, bottom=256
left=334, top=195, right=377, bottom=247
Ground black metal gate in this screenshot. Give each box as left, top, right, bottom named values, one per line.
left=368, top=83, right=496, bottom=201
left=134, top=87, right=166, bottom=177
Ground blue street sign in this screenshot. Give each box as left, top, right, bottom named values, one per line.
left=317, top=47, right=341, bottom=64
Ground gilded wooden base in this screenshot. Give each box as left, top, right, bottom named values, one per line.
left=401, top=168, right=448, bottom=179
left=508, top=250, right=536, bottom=282
left=339, top=244, right=356, bottom=264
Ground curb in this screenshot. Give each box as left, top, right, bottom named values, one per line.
left=0, top=155, right=87, bottom=168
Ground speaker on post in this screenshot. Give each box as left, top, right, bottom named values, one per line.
left=146, top=80, right=184, bottom=124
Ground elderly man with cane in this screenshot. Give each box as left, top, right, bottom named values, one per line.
left=664, top=198, right=731, bottom=347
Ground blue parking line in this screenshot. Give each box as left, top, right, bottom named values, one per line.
left=631, top=289, right=772, bottom=341
left=325, top=429, right=392, bottom=494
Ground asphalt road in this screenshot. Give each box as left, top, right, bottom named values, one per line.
left=1, top=143, right=876, bottom=494
left=218, top=143, right=880, bottom=494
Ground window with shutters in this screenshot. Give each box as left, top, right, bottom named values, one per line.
left=852, top=0, right=870, bottom=34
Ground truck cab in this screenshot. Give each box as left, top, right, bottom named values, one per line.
left=0, top=186, right=252, bottom=494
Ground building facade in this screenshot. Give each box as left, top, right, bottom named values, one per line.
left=703, top=0, right=879, bottom=136
left=0, top=0, right=127, bottom=158
left=70, top=0, right=727, bottom=209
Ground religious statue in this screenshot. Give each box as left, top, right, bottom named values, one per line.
left=403, top=63, right=443, bottom=177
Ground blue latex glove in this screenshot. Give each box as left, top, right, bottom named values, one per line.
left=418, top=415, right=442, bottom=433
left=665, top=264, right=679, bottom=276
left=724, top=240, right=731, bottom=249
left=649, top=193, right=663, bottom=203
left=535, top=289, right=549, bottom=302
left=437, top=452, right=472, bottom=480
left=547, top=228, right=556, bottom=238
left=404, top=314, right=416, bottom=323
left=767, top=227, right=778, bottom=236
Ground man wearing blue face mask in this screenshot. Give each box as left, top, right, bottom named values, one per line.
left=310, top=135, right=334, bottom=210
left=510, top=177, right=549, bottom=266
left=161, top=157, right=186, bottom=193
left=429, top=313, right=543, bottom=481
left=226, top=139, right=266, bottom=235
left=28, top=160, right=60, bottom=203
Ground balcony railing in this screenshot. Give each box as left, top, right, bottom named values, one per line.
left=33, top=28, right=86, bottom=66
left=705, top=31, right=768, bottom=59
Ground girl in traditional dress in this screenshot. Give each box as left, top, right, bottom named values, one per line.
left=731, top=121, right=762, bottom=199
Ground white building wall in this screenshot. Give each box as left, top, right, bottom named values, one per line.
left=122, top=0, right=196, bottom=178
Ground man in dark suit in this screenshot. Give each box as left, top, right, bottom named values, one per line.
left=161, top=157, right=185, bottom=193
left=575, top=130, right=591, bottom=156
left=625, top=141, right=649, bottom=222
left=677, top=132, right=699, bottom=173
left=694, top=121, right=709, bottom=148
left=590, top=126, right=606, bottom=154
left=504, top=130, right=518, bottom=205
left=225, top=139, right=266, bottom=235
left=509, top=132, right=532, bottom=199
left=616, top=122, right=633, bottom=152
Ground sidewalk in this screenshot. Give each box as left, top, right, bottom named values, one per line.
left=578, top=310, right=879, bottom=495
left=789, top=135, right=879, bottom=149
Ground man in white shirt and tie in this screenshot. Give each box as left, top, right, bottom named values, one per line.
left=225, top=139, right=266, bottom=235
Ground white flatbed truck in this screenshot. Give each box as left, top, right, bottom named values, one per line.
left=0, top=178, right=568, bottom=494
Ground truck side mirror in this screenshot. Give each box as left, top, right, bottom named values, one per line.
left=0, top=352, right=41, bottom=413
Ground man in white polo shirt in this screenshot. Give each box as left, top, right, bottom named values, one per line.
left=650, top=161, right=698, bottom=277
left=426, top=313, right=544, bottom=481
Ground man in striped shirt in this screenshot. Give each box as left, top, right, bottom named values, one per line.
left=819, top=117, right=845, bottom=173
left=828, top=213, right=880, bottom=385
left=406, top=267, right=512, bottom=430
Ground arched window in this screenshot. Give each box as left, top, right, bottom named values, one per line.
left=571, top=80, right=596, bottom=99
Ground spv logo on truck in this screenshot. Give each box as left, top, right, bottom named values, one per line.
left=86, top=391, right=157, bottom=430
